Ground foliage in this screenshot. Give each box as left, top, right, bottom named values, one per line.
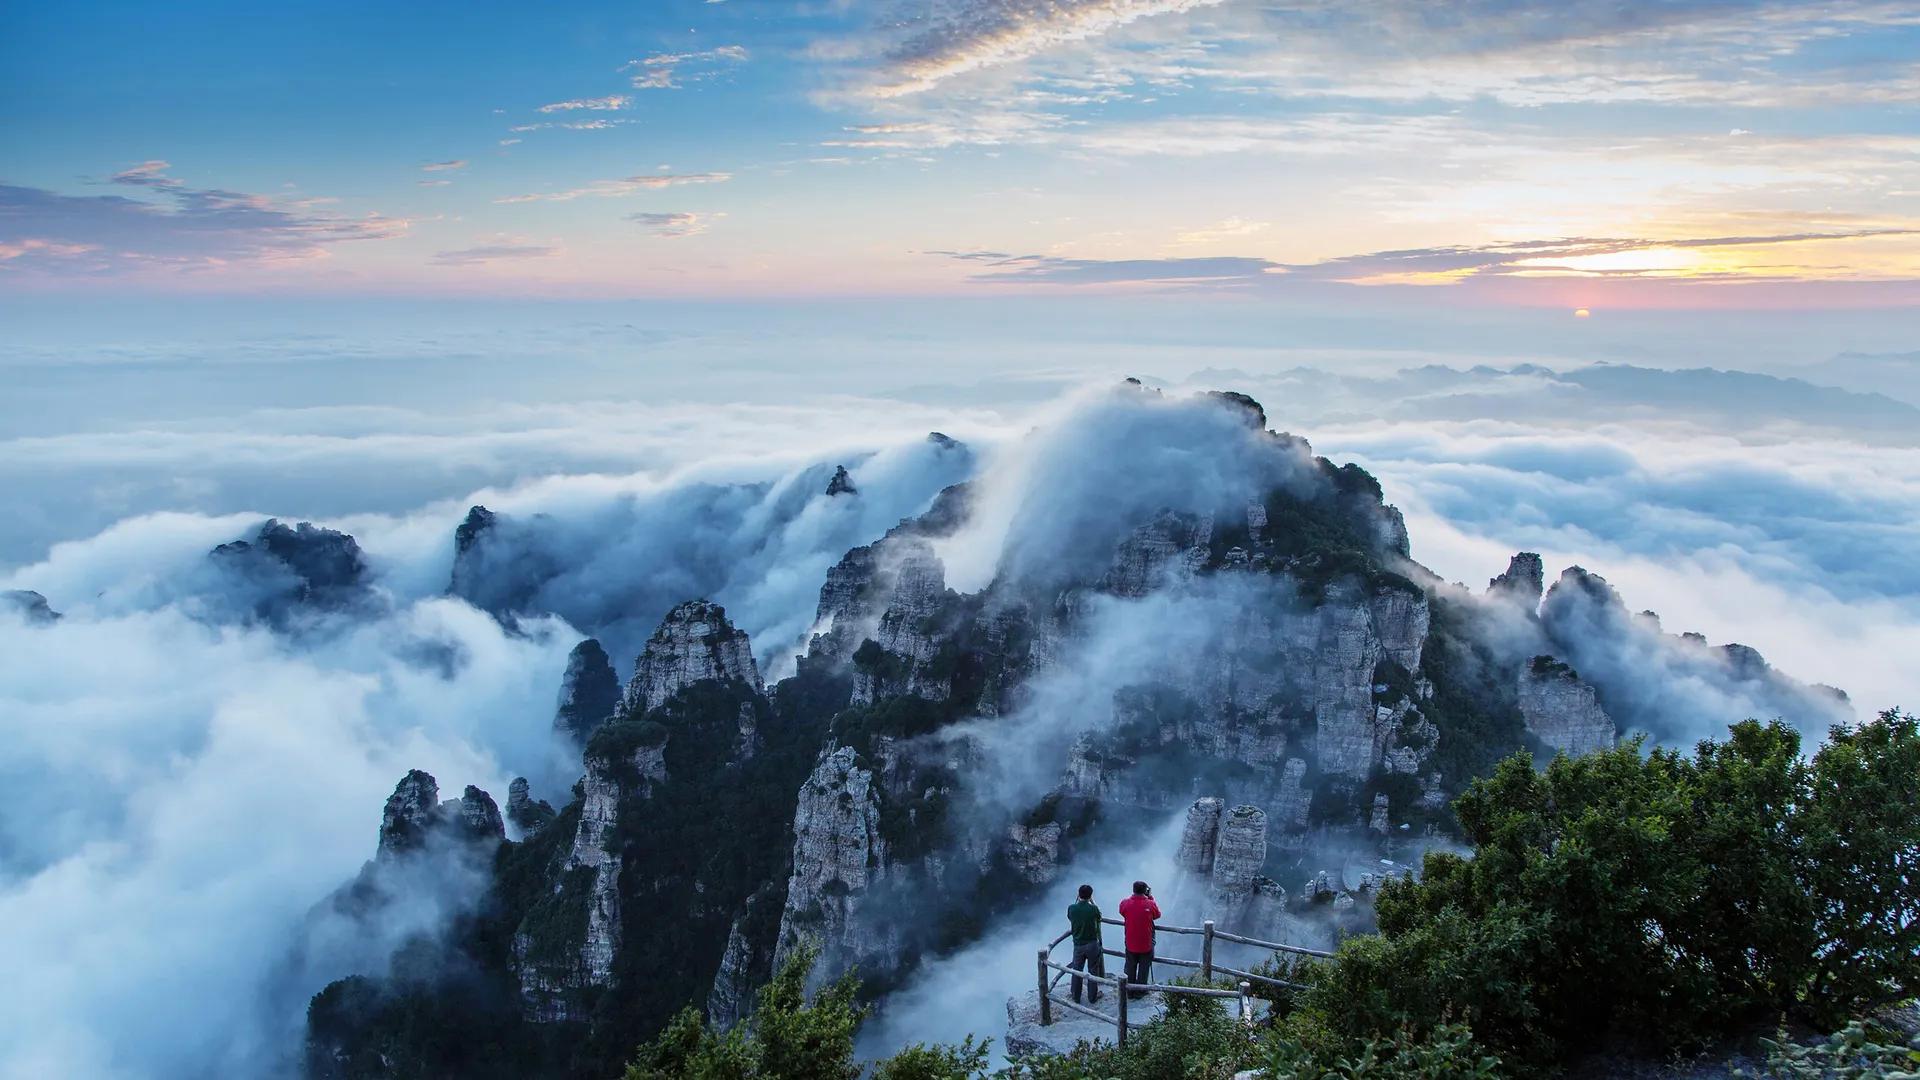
left=1263, top=1021, right=1504, bottom=1079
left=1737, top=1022, right=1920, bottom=1079
left=998, top=996, right=1260, bottom=1080
left=623, top=944, right=864, bottom=1080
left=1279, top=711, right=1920, bottom=1068
left=871, top=1036, right=995, bottom=1080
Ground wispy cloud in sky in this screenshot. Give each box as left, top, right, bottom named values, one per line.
left=0, top=163, right=406, bottom=275
left=628, top=211, right=719, bottom=237
left=625, top=45, right=748, bottom=90
left=419, top=159, right=467, bottom=172
left=493, top=172, right=732, bottom=204
left=537, top=94, right=630, bottom=113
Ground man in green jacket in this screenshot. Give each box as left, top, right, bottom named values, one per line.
left=1066, top=883, right=1105, bottom=1004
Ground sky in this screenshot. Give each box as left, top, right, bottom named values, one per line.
left=4, top=0, right=1919, bottom=305
left=2, top=7, right=1919, bottom=1075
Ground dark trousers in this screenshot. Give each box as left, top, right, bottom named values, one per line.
left=1124, top=949, right=1153, bottom=995
left=1068, top=940, right=1104, bottom=1003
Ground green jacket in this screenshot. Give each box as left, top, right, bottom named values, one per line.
left=1067, top=900, right=1102, bottom=947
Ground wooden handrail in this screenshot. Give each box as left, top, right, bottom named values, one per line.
left=1038, top=912, right=1318, bottom=1037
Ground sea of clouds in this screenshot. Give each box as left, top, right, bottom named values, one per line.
left=2, top=322, right=1917, bottom=1077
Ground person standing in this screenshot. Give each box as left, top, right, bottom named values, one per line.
left=1065, top=883, right=1105, bottom=1004
left=1117, top=880, right=1160, bottom=997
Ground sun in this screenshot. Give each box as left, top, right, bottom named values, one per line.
left=1573, top=308, right=1592, bottom=318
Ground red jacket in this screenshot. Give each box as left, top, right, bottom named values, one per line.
left=1117, top=894, right=1160, bottom=953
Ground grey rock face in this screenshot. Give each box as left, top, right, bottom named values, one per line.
left=1209, top=805, right=1268, bottom=905
left=378, top=770, right=441, bottom=860
left=211, top=518, right=376, bottom=621
left=457, top=785, right=506, bottom=840
left=773, top=747, right=891, bottom=979
left=1368, top=794, right=1391, bottom=835
left=1517, top=657, right=1615, bottom=756
left=851, top=541, right=953, bottom=705
left=1176, top=798, right=1225, bottom=877
left=378, top=771, right=504, bottom=859
left=1367, top=587, right=1429, bottom=672
left=826, top=465, right=858, bottom=497
left=1005, top=822, right=1064, bottom=886
left=1488, top=552, right=1545, bottom=604
left=706, top=887, right=779, bottom=1031
left=2, top=590, right=60, bottom=624
left=506, top=777, right=555, bottom=836
left=623, top=600, right=762, bottom=715
left=1312, top=594, right=1384, bottom=779
left=554, top=638, right=621, bottom=744
left=1101, top=510, right=1213, bottom=598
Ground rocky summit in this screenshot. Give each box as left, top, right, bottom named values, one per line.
left=301, top=387, right=1857, bottom=1079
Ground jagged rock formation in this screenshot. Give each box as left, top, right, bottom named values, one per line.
left=554, top=638, right=621, bottom=745
left=773, top=746, right=891, bottom=977
left=1488, top=552, right=1545, bottom=604
left=1517, top=656, right=1616, bottom=756
left=210, top=518, right=377, bottom=622
left=507, top=776, right=556, bottom=836
left=622, top=600, right=762, bottom=715
left=446, top=504, right=560, bottom=620
left=826, top=465, right=857, bottom=496
left=377, top=771, right=507, bottom=861
left=2, top=589, right=60, bottom=623
left=706, top=886, right=781, bottom=1031
left=303, top=388, right=1860, bottom=1077
left=378, top=770, right=444, bottom=860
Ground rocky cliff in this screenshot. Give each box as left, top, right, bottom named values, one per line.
left=621, top=599, right=763, bottom=715
left=303, top=386, right=1854, bottom=1078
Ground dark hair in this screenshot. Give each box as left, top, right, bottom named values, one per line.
left=1077, top=884, right=1093, bottom=900
left=1132, top=880, right=1149, bottom=895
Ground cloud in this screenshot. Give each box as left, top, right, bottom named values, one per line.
left=0, top=167, right=406, bottom=276
left=416, top=179, right=452, bottom=187
left=627, top=211, right=719, bottom=238
left=624, top=45, right=749, bottom=90
left=430, top=243, right=560, bottom=266
left=867, top=0, right=1226, bottom=97
left=419, top=160, right=467, bottom=172
left=536, top=94, right=630, bottom=113
left=109, top=160, right=182, bottom=188
left=493, top=172, right=732, bottom=204
left=937, top=227, right=1920, bottom=289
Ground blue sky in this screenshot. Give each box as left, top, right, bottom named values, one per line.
left=5, top=0, right=1918, bottom=305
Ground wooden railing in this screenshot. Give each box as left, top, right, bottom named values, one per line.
left=1035, top=917, right=1334, bottom=1047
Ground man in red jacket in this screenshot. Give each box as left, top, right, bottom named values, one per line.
left=1117, top=879, right=1160, bottom=998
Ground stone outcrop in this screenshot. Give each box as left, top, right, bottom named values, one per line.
left=1367, top=587, right=1429, bottom=671
left=773, top=747, right=891, bottom=978
left=506, top=776, right=555, bottom=836
left=1004, top=822, right=1064, bottom=885
left=554, top=638, right=621, bottom=744
left=1209, top=805, right=1268, bottom=907
left=211, top=518, right=376, bottom=621
left=851, top=540, right=953, bottom=705
left=622, top=600, right=762, bottom=715
left=826, top=465, right=857, bottom=497
left=706, top=887, right=779, bottom=1031
left=2, top=589, right=59, bottom=624
left=1102, top=510, right=1212, bottom=597
left=1176, top=797, right=1225, bottom=877
left=377, top=771, right=505, bottom=861
left=446, top=504, right=558, bottom=619
left=1517, top=656, right=1615, bottom=756
left=1488, top=552, right=1545, bottom=604
left=378, top=770, right=442, bottom=860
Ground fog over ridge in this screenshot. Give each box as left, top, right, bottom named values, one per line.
left=1, top=376, right=1915, bottom=1077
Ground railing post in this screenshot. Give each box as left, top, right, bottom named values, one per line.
left=1037, top=948, right=1052, bottom=1026
left=1239, top=980, right=1254, bottom=1028
left=1115, top=976, right=1128, bottom=1047
left=1202, top=919, right=1215, bottom=982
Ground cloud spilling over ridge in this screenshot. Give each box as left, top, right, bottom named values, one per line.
left=0, top=597, right=574, bottom=1078
left=0, top=427, right=980, bottom=1077
left=936, top=383, right=1317, bottom=590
